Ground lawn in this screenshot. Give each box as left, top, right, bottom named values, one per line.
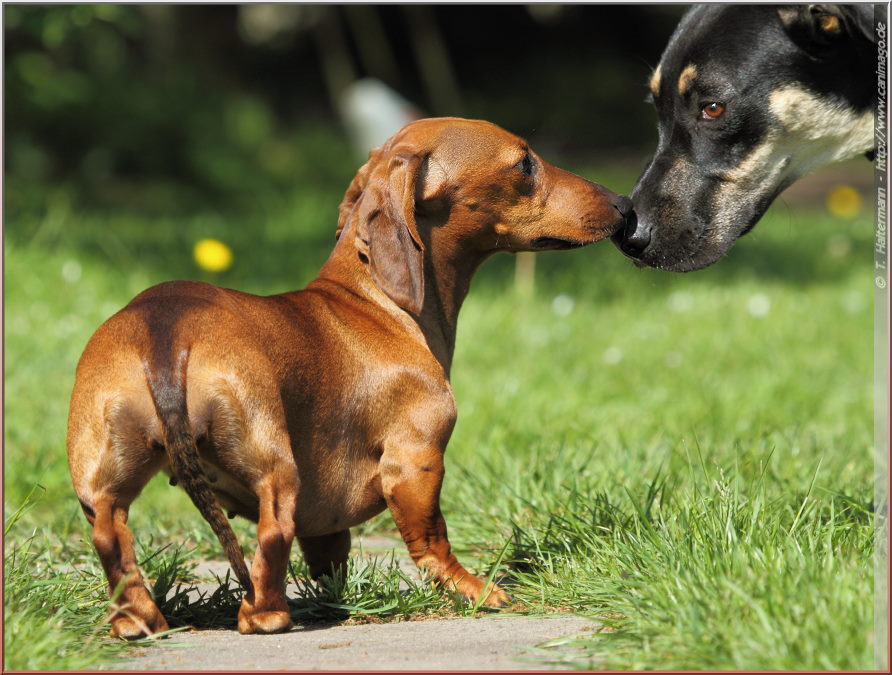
left=3, top=147, right=876, bottom=670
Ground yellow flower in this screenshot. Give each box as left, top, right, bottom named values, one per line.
left=194, top=238, right=233, bottom=272
left=825, top=185, right=862, bottom=220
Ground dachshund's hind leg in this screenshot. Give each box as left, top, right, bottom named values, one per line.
left=90, top=495, right=170, bottom=638
left=71, top=395, right=171, bottom=638
left=237, top=468, right=297, bottom=634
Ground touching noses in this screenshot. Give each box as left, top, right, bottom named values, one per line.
left=612, top=194, right=634, bottom=223
left=613, top=208, right=652, bottom=259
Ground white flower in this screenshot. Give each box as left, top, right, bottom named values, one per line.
left=551, top=294, right=575, bottom=317
left=603, top=346, right=623, bottom=365
left=746, top=294, right=771, bottom=317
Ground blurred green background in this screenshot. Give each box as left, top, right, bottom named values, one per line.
left=5, top=4, right=685, bottom=218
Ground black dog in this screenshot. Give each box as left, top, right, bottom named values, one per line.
left=614, top=3, right=876, bottom=272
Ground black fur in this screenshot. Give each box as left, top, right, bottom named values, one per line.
left=614, top=3, right=877, bottom=272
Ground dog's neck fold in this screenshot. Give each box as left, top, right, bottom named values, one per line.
left=314, top=216, right=488, bottom=376
left=415, top=220, right=489, bottom=375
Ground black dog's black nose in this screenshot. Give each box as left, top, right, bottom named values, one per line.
left=612, top=209, right=652, bottom=259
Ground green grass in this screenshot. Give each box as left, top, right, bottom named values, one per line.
left=3, top=156, right=876, bottom=670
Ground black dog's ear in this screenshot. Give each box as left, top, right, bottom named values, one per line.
left=779, top=4, right=874, bottom=53
left=836, top=3, right=875, bottom=42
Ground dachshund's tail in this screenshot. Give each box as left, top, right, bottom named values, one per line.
left=143, top=346, right=252, bottom=591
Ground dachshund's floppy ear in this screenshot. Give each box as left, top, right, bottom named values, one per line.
left=337, top=146, right=384, bottom=240
left=352, top=152, right=433, bottom=315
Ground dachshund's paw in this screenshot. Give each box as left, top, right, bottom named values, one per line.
left=237, top=608, right=294, bottom=635
left=453, top=575, right=510, bottom=609
left=474, top=583, right=510, bottom=608
left=110, top=612, right=170, bottom=640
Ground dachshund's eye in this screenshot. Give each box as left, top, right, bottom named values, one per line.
left=701, top=102, right=725, bottom=119
left=515, top=153, right=534, bottom=177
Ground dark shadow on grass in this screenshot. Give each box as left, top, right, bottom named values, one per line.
left=152, top=556, right=454, bottom=632
left=154, top=574, right=354, bottom=631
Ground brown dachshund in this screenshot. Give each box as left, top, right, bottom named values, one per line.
left=67, top=117, right=630, bottom=637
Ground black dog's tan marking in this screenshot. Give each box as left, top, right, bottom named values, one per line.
left=614, top=3, right=876, bottom=272
left=676, top=64, right=697, bottom=96
left=649, top=64, right=662, bottom=98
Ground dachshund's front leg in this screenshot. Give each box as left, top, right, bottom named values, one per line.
left=380, top=443, right=508, bottom=608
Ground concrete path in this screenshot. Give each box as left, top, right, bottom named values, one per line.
left=121, top=615, right=598, bottom=671
left=117, top=534, right=600, bottom=670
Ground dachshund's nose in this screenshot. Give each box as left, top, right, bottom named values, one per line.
left=612, top=195, right=634, bottom=220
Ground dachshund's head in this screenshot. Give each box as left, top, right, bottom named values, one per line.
left=336, top=117, right=630, bottom=314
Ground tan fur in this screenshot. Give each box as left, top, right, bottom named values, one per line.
left=769, top=84, right=874, bottom=164
left=695, top=84, right=874, bottom=255
left=677, top=63, right=697, bottom=96
left=818, top=13, right=840, bottom=34
left=67, top=117, right=627, bottom=638
left=650, top=64, right=662, bottom=98
left=717, top=85, right=873, bottom=196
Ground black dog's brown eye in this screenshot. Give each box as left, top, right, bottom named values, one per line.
left=515, top=153, right=534, bottom=177
left=701, top=102, right=725, bottom=119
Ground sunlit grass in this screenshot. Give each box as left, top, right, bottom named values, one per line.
left=3, top=158, right=876, bottom=669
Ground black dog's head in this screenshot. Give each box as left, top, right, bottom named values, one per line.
left=615, top=4, right=875, bottom=272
